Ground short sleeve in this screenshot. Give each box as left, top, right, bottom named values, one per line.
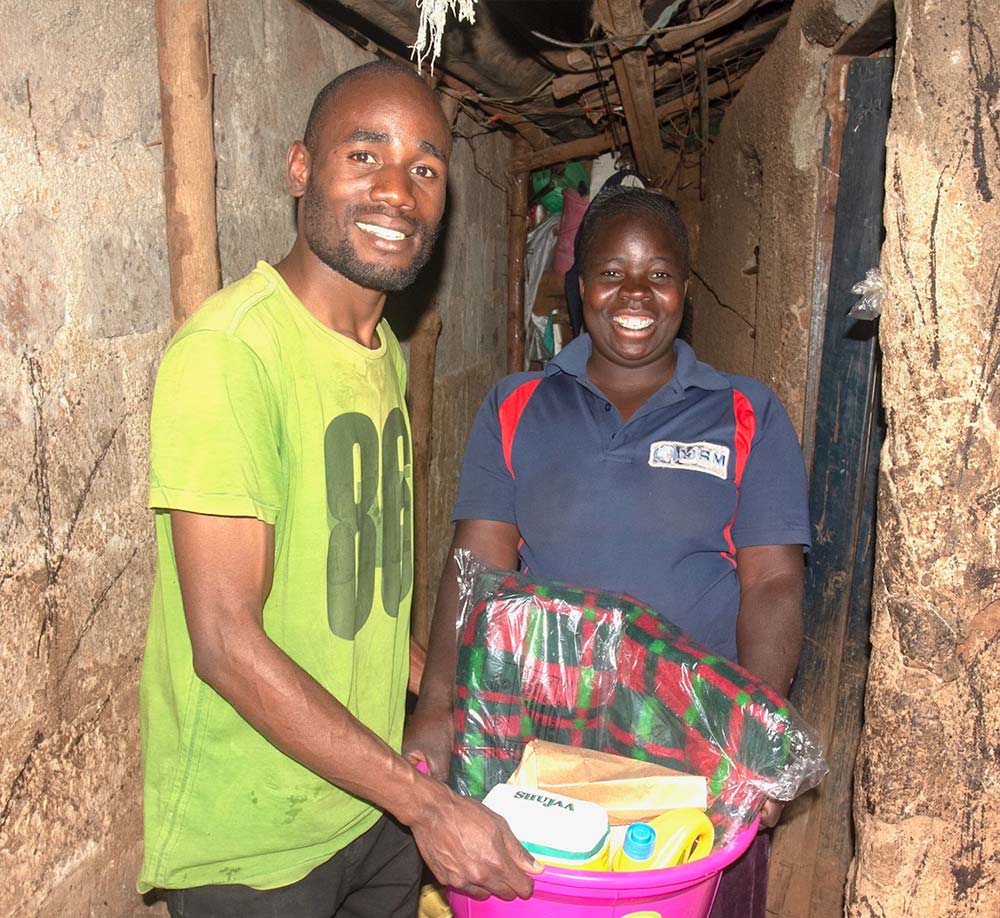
left=451, top=385, right=517, bottom=524
left=148, top=330, right=283, bottom=523
left=730, top=388, right=811, bottom=550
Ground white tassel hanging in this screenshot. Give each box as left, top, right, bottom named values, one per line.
left=411, top=0, right=477, bottom=71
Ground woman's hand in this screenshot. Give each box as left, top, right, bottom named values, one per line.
left=759, top=797, right=785, bottom=829
left=402, top=700, right=454, bottom=781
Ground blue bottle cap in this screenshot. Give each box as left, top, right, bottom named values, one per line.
left=623, top=823, right=656, bottom=861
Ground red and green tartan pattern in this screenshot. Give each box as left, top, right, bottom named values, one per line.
left=449, top=561, right=826, bottom=845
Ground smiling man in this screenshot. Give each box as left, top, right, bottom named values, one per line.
left=139, top=60, right=538, bottom=918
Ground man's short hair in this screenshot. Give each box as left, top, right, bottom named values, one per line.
left=576, top=186, right=690, bottom=274
left=303, top=59, right=427, bottom=152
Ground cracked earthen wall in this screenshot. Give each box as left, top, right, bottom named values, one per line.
left=691, top=0, right=883, bottom=438
left=0, top=1, right=508, bottom=915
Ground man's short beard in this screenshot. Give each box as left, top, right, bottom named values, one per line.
left=302, top=185, right=441, bottom=292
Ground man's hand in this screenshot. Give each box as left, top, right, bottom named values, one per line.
left=408, top=779, right=542, bottom=900
left=402, top=701, right=453, bottom=781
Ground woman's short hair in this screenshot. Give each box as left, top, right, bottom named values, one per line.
left=575, top=186, right=690, bottom=274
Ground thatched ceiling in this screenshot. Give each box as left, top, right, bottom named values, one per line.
left=304, top=0, right=793, bottom=180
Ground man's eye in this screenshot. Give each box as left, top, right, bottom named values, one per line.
left=349, top=151, right=376, bottom=163
left=412, top=164, right=439, bottom=178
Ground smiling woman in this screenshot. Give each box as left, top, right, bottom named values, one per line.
left=407, top=185, right=812, bottom=918
left=578, top=202, right=689, bottom=419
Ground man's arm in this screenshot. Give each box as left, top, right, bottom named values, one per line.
left=404, top=519, right=520, bottom=779
left=734, top=542, right=805, bottom=827
left=172, top=510, right=538, bottom=901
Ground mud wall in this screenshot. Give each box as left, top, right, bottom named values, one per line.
left=692, top=0, right=883, bottom=439
left=0, top=1, right=509, bottom=915
left=849, top=1, right=1000, bottom=914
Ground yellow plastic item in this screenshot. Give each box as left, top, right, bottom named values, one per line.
left=644, top=808, right=715, bottom=869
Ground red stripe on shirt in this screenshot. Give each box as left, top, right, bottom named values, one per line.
left=498, top=378, right=543, bottom=479
left=721, top=389, right=757, bottom=564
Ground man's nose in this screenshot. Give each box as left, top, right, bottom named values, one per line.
left=370, top=164, right=415, bottom=210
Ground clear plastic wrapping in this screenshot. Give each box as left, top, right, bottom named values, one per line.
left=449, top=551, right=828, bottom=847
left=849, top=267, right=885, bottom=320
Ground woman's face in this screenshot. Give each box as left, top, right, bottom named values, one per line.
left=579, top=211, right=688, bottom=381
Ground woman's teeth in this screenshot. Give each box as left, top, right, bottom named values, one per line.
left=356, top=222, right=406, bottom=241
left=613, top=315, right=653, bottom=330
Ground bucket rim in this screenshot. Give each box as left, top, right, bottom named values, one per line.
left=521, top=816, right=759, bottom=893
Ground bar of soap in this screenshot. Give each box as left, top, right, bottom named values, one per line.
left=483, top=784, right=610, bottom=869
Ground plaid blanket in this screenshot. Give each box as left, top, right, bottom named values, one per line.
left=449, top=554, right=826, bottom=845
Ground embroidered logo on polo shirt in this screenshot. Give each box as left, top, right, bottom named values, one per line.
left=648, top=440, right=730, bottom=479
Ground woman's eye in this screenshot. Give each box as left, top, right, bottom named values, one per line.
left=600, top=270, right=621, bottom=278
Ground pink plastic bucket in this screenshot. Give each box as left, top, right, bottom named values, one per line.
left=448, top=819, right=759, bottom=918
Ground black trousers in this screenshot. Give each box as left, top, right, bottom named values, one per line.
left=164, top=816, right=422, bottom=918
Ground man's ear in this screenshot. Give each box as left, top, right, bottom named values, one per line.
left=286, top=140, right=310, bottom=199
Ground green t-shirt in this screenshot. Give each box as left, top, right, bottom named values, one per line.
left=139, top=262, right=413, bottom=892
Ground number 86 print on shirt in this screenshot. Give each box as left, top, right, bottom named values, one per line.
left=324, top=407, right=412, bottom=639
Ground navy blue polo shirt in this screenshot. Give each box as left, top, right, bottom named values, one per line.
left=453, top=335, right=811, bottom=659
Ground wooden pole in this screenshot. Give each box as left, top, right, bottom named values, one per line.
left=688, top=0, right=712, bottom=198
left=507, top=140, right=530, bottom=374
left=407, top=308, right=443, bottom=649
left=593, top=0, right=668, bottom=183
left=155, top=0, right=221, bottom=328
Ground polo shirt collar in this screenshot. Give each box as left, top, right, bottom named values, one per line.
left=545, top=334, right=731, bottom=395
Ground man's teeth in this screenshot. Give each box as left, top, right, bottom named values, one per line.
left=356, top=222, right=406, bottom=241
left=613, top=315, right=653, bottom=330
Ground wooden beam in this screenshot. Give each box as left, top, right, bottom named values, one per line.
left=506, top=140, right=530, bottom=373
left=435, top=73, right=551, bottom=151
left=552, top=0, right=772, bottom=99
left=154, top=0, right=220, bottom=327
left=509, top=131, right=615, bottom=174
left=407, top=307, right=443, bottom=649
left=593, top=0, right=667, bottom=182
left=560, top=0, right=761, bottom=80
left=508, top=73, right=745, bottom=173
left=559, top=12, right=788, bottom=110
left=688, top=0, right=711, bottom=197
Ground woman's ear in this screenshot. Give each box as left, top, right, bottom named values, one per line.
left=578, top=274, right=586, bottom=299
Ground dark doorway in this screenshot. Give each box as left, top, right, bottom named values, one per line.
left=770, top=53, right=893, bottom=917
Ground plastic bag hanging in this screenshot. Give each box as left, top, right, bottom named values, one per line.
left=849, top=267, right=885, bottom=320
